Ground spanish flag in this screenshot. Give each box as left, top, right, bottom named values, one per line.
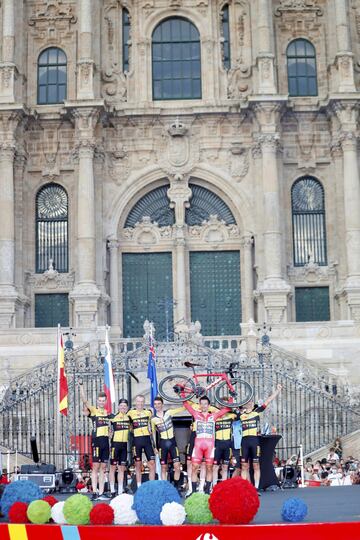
left=58, top=325, right=68, bottom=416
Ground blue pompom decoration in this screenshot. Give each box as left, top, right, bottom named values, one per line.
left=0, top=480, right=44, bottom=518
left=133, top=480, right=181, bottom=525
left=281, top=497, right=308, bottom=523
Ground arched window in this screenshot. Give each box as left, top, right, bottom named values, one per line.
left=125, top=185, right=175, bottom=228
left=122, top=8, right=130, bottom=72
left=36, top=184, right=68, bottom=273
left=287, top=39, right=317, bottom=97
left=221, top=4, right=231, bottom=70
left=152, top=17, right=201, bottom=100
left=291, top=177, right=327, bottom=266
left=185, top=183, right=236, bottom=225
left=38, top=47, right=67, bottom=105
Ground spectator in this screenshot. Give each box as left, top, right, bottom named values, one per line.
left=327, top=447, right=340, bottom=462
left=333, top=438, right=343, bottom=460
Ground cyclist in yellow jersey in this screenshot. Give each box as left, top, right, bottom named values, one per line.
left=152, top=396, right=185, bottom=487
left=79, top=383, right=110, bottom=501
left=109, top=398, right=131, bottom=497
left=240, top=384, right=282, bottom=490
left=127, top=394, right=155, bottom=488
left=213, top=410, right=236, bottom=487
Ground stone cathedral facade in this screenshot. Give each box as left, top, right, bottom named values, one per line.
left=0, top=0, right=360, bottom=389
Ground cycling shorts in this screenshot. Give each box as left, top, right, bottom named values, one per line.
left=191, top=438, right=215, bottom=465
left=241, top=436, right=261, bottom=463
left=186, top=431, right=196, bottom=460
left=91, top=436, right=109, bottom=463
left=214, top=440, right=231, bottom=465
left=110, top=442, right=128, bottom=466
left=159, top=437, right=180, bottom=465
left=133, top=435, right=155, bottom=462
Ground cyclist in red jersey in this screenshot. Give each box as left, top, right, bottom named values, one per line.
left=182, top=395, right=232, bottom=494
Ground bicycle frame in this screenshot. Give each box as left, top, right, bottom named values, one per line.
left=193, top=372, right=236, bottom=393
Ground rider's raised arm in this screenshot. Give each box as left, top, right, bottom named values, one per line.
left=79, top=381, right=91, bottom=411
left=181, top=394, right=197, bottom=416
left=212, top=405, right=232, bottom=421
left=264, top=383, right=282, bottom=408
left=168, top=405, right=186, bottom=416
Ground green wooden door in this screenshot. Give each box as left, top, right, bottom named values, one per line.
left=35, top=293, right=69, bottom=327
left=190, top=251, right=241, bottom=336
left=122, top=253, right=174, bottom=339
left=295, top=287, right=330, bottom=322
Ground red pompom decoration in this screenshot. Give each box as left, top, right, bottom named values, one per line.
left=209, top=477, right=260, bottom=524
left=42, top=495, right=58, bottom=507
left=8, top=501, right=30, bottom=523
left=89, top=503, right=114, bottom=525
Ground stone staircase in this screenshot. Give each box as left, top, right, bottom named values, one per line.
left=306, top=429, right=360, bottom=461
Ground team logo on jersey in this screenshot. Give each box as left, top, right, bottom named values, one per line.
left=195, top=534, right=219, bottom=540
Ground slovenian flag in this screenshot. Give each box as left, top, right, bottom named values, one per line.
left=58, top=325, right=68, bottom=416
left=147, top=332, right=158, bottom=408
left=104, top=327, right=116, bottom=414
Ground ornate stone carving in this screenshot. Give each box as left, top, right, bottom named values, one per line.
left=275, top=0, right=323, bottom=17
left=188, top=215, right=240, bottom=243
left=121, top=217, right=173, bottom=245
left=229, top=143, right=249, bottom=181
left=107, top=142, right=130, bottom=183
left=28, top=1, right=77, bottom=42
left=167, top=173, right=192, bottom=226
left=227, top=59, right=251, bottom=98
left=157, top=118, right=199, bottom=176
left=25, top=268, right=75, bottom=291
left=296, top=119, right=316, bottom=169
left=101, top=65, right=127, bottom=103
left=288, top=260, right=337, bottom=284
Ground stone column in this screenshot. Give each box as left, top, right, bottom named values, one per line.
left=167, top=174, right=192, bottom=330
left=77, top=0, right=94, bottom=100
left=254, top=103, right=290, bottom=323
left=0, top=0, right=16, bottom=103
left=108, top=238, right=121, bottom=329
left=334, top=0, right=356, bottom=92
left=257, top=0, right=276, bottom=94
left=241, top=235, right=254, bottom=322
left=70, top=108, right=101, bottom=327
left=332, top=101, right=360, bottom=319
left=0, top=112, right=23, bottom=327
left=340, top=131, right=360, bottom=317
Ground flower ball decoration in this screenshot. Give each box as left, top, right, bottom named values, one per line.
left=160, top=501, right=186, bottom=525
left=110, top=494, right=138, bottom=525
left=51, top=501, right=67, bottom=525
left=8, top=502, right=29, bottom=523
left=281, top=498, right=308, bottom=523
left=209, top=477, right=260, bottom=525
left=133, top=480, right=181, bottom=525
left=0, top=480, right=43, bottom=518
left=90, top=503, right=114, bottom=525
left=63, top=493, right=93, bottom=525
left=42, top=495, right=58, bottom=507
left=184, top=493, right=213, bottom=524
left=27, top=500, right=51, bottom=524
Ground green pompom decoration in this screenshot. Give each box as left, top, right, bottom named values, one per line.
left=63, top=494, right=93, bottom=525
left=27, top=500, right=51, bottom=524
left=184, top=492, right=213, bottom=524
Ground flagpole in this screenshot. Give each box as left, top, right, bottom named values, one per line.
left=55, top=324, right=61, bottom=470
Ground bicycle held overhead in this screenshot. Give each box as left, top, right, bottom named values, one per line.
left=158, top=361, right=254, bottom=408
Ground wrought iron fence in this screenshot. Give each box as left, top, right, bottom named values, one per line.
left=0, top=334, right=358, bottom=469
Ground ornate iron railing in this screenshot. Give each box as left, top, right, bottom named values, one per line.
left=0, top=333, right=358, bottom=469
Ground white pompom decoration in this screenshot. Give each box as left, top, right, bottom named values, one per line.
left=160, top=502, right=186, bottom=525
left=51, top=501, right=67, bottom=524
left=110, top=493, right=138, bottom=525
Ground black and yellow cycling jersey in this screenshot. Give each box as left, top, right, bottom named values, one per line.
left=240, top=405, right=266, bottom=437
left=128, top=408, right=153, bottom=437
left=87, top=405, right=110, bottom=438
left=215, top=412, right=236, bottom=441
left=110, top=412, right=131, bottom=443
left=151, top=406, right=185, bottom=440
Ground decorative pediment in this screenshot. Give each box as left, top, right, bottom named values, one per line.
left=122, top=217, right=173, bottom=245
left=288, top=260, right=336, bottom=283
left=26, top=268, right=75, bottom=291
left=29, top=1, right=77, bottom=42
left=188, top=215, right=240, bottom=244
left=275, top=0, right=323, bottom=17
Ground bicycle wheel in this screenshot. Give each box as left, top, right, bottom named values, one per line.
left=158, top=374, right=196, bottom=403
left=214, top=378, right=254, bottom=408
